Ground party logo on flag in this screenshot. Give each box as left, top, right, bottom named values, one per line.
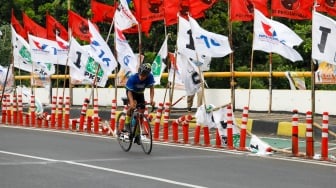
left=85, top=57, right=104, bottom=82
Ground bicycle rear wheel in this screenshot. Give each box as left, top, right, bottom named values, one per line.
left=139, top=115, right=153, bottom=154
left=116, top=112, right=132, bottom=152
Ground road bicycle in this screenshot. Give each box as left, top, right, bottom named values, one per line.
left=116, top=98, right=154, bottom=154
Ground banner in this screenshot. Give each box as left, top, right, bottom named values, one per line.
left=315, top=61, right=336, bottom=84
left=285, top=71, right=306, bottom=89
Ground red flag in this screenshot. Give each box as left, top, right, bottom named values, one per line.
left=91, top=0, right=116, bottom=23
left=11, top=10, right=27, bottom=39
left=123, top=21, right=152, bottom=36
left=22, top=12, right=47, bottom=38
left=164, top=0, right=194, bottom=26
left=271, top=0, right=313, bottom=20
left=46, top=13, right=68, bottom=41
left=230, top=0, right=269, bottom=22
left=68, top=10, right=91, bottom=42
left=133, top=0, right=164, bottom=23
left=316, top=0, right=336, bottom=16
left=189, top=0, right=217, bottom=18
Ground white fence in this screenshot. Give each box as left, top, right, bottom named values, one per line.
left=22, top=88, right=336, bottom=115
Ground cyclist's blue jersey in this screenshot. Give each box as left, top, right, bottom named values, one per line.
left=125, top=73, right=155, bottom=93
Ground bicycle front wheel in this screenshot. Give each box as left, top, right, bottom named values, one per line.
left=116, top=112, right=132, bottom=152
left=139, top=115, right=153, bottom=154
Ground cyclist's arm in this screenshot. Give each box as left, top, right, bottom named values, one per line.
left=149, top=85, right=155, bottom=106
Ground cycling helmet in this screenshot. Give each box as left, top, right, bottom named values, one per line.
left=138, top=63, right=151, bottom=75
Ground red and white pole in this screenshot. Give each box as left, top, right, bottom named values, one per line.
left=12, top=93, right=17, bottom=125
left=203, top=126, right=211, bottom=147
left=1, top=95, right=6, bottom=124
left=226, top=105, right=234, bottom=149
left=305, top=111, right=314, bottom=158
left=239, top=106, right=249, bottom=151
left=30, top=95, right=36, bottom=127
left=182, top=115, right=192, bottom=144
left=79, top=98, right=89, bottom=132
left=321, top=112, right=329, bottom=161
left=18, top=94, right=23, bottom=126
left=6, top=94, right=12, bottom=125
left=50, top=96, right=57, bottom=129
left=93, top=98, right=99, bottom=134
left=64, top=96, right=70, bottom=130
left=292, top=109, right=299, bottom=156
left=162, top=102, right=170, bottom=142
left=193, top=124, right=201, bottom=145
left=57, top=96, right=63, bottom=129
left=153, top=102, right=163, bottom=141
left=110, top=99, right=117, bottom=132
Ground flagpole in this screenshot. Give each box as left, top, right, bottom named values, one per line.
left=248, top=48, right=255, bottom=108
left=311, top=59, right=316, bottom=129
left=268, top=52, right=273, bottom=114
left=228, top=0, right=235, bottom=111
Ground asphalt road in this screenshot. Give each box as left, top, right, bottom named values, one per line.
left=0, top=126, right=335, bottom=188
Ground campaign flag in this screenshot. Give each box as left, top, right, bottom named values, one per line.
left=253, top=9, right=303, bottom=62
left=22, top=12, right=47, bottom=38
left=188, top=16, right=232, bottom=58
left=88, top=20, right=118, bottom=75
left=317, top=0, right=336, bottom=16
left=177, top=15, right=212, bottom=69
left=11, top=10, right=27, bottom=39
left=312, top=11, right=336, bottom=65
left=176, top=52, right=202, bottom=96
left=55, top=35, right=69, bottom=65
left=189, top=0, right=217, bottom=18
left=249, top=134, right=273, bottom=155
left=114, top=0, right=138, bottom=30
left=28, top=34, right=59, bottom=64
left=46, top=13, right=68, bottom=41
left=91, top=0, right=116, bottom=23
left=68, top=38, right=108, bottom=87
left=12, top=26, right=55, bottom=75
left=133, top=0, right=164, bottom=23
left=230, top=0, right=269, bottom=21
left=115, top=25, right=138, bottom=73
left=68, top=10, right=91, bottom=42
left=271, top=0, right=313, bottom=20
left=152, top=35, right=168, bottom=85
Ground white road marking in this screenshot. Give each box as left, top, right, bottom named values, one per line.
left=0, top=150, right=207, bottom=188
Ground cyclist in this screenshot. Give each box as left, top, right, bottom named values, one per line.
left=125, top=63, right=155, bottom=144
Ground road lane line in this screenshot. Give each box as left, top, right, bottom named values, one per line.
left=0, top=150, right=207, bottom=188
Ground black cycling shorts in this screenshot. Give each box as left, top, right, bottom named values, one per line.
left=126, top=90, right=145, bottom=109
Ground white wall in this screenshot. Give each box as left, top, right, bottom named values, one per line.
left=24, top=88, right=336, bottom=115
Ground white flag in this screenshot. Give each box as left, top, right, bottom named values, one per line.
left=69, top=37, right=108, bottom=87
left=152, top=35, right=168, bottom=85
left=176, top=52, right=201, bottom=96
left=28, top=34, right=59, bottom=64
left=253, top=9, right=303, bottom=62
left=55, top=35, right=69, bottom=65
left=115, top=25, right=138, bottom=73
left=114, top=0, right=138, bottom=30
left=12, top=26, right=55, bottom=75
left=177, top=15, right=211, bottom=70
left=312, top=11, right=336, bottom=65
left=88, top=20, right=118, bottom=75
left=188, top=16, right=232, bottom=58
